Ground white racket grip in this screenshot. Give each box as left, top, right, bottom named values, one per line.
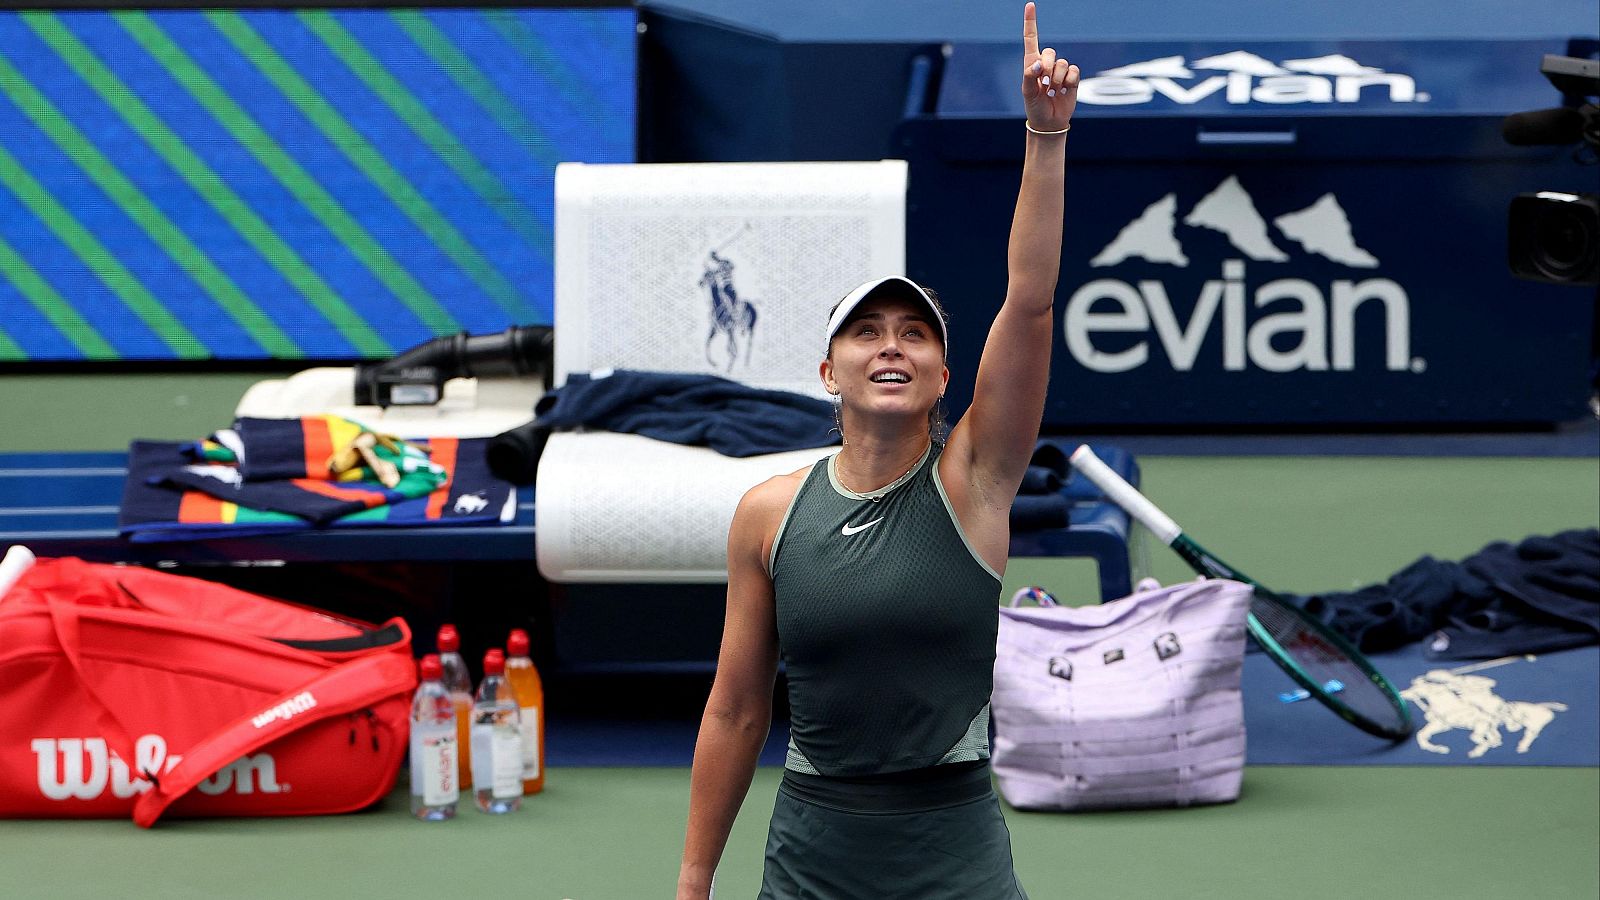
left=1068, top=446, right=1183, bottom=545
left=0, top=545, right=37, bottom=601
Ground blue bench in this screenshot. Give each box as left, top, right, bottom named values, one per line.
left=0, top=450, right=537, bottom=565
left=0, top=444, right=1137, bottom=616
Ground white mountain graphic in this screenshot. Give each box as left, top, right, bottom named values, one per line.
left=1090, top=194, right=1189, bottom=267
left=1090, top=177, right=1382, bottom=268
left=1191, top=51, right=1288, bottom=75
left=1282, top=54, right=1383, bottom=75
left=1183, top=176, right=1287, bottom=262
left=1098, top=56, right=1194, bottom=78
left=1274, top=194, right=1380, bottom=267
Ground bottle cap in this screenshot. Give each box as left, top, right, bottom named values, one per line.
left=419, top=654, right=442, bottom=681
left=437, top=623, right=460, bottom=652
left=483, top=648, right=505, bottom=676
left=507, top=628, right=530, bottom=657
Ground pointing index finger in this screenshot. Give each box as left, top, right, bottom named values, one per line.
left=1023, top=2, right=1039, bottom=58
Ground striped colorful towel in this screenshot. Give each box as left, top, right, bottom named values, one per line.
left=181, top=416, right=446, bottom=486
left=119, top=435, right=511, bottom=541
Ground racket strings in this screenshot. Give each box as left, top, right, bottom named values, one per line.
left=1249, top=596, right=1406, bottom=729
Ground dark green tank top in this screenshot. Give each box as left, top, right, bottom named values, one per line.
left=769, top=444, right=1002, bottom=776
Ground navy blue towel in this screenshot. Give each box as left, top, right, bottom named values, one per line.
left=1019, top=466, right=1063, bottom=495
left=1011, top=493, right=1070, bottom=530
left=534, top=370, right=839, bottom=457
left=1288, top=529, right=1599, bottom=658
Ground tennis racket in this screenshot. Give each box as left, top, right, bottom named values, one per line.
left=1069, top=447, right=1412, bottom=741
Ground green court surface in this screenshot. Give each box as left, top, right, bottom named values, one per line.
left=0, top=767, right=1596, bottom=899
left=1, top=375, right=1596, bottom=898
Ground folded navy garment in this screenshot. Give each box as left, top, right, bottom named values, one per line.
left=1010, top=493, right=1069, bottom=531
left=1029, top=440, right=1141, bottom=501
left=534, top=370, right=838, bottom=457
left=1287, top=529, right=1599, bottom=658
left=486, top=421, right=549, bottom=486
left=1019, top=466, right=1063, bottom=495
left=120, top=438, right=511, bottom=540
left=1029, top=440, right=1069, bottom=477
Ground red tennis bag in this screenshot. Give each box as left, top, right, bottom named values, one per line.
left=0, top=556, right=416, bottom=827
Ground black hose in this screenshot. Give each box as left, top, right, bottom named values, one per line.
left=486, top=421, right=551, bottom=485
left=354, top=325, right=553, bottom=407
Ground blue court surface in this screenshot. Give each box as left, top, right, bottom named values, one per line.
left=544, top=645, right=1599, bottom=769
left=1244, top=645, right=1599, bottom=766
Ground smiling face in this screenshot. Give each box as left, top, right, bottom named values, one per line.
left=821, top=294, right=949, bottom=424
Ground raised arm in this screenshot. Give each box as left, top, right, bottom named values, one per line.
left=677, top=480, right=786, bottom=899
left=946, top=2, right=1076, bottom=507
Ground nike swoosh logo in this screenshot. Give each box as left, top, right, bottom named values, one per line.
left=841, top=517, right=884, bottom=536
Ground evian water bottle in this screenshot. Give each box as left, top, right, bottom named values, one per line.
left=409, top=654, right=459, bottom=820
left=436, top=624, right=473, bottom=789
left=470, top=649, right=523, bottom=814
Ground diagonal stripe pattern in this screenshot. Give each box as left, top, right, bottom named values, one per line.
left=24, top=12, right=390, bottom=357
left=115, top=11, right=462, bottom=342
left=207, top=11, right=529, bottom=322
left=0, top=51, right=286, bottom=357
left=0, top=140, right=206, bottom=358
left=0, top=8, right=633, bottom=361
left=0, top=231, right=118, bottom=359
left=299, top=10, right=552, bottom=255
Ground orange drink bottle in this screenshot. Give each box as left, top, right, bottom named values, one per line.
left=505, top=628, right=545, bottom=795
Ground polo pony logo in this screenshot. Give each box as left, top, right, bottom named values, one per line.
left=453, top=492, right=490, bottom=515
left=1399, top=656, right=1567, bottom=759
left=699, top=224, right=759, bottom=372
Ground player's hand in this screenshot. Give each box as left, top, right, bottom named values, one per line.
left=1020, top=2, right=1077, bottom=132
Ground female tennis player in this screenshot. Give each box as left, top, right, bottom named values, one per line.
left=677, top=4, right=1073, bottom=896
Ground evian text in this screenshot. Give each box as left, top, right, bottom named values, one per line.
left=1078, top=52, right=1424, bottom=107
left=1065, top=260, right=1414, bottom=373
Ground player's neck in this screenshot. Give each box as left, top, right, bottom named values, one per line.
left=834, top=428, right=930, bottom=494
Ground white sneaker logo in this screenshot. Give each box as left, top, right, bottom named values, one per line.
left=841, top=517, right=884, bottom=536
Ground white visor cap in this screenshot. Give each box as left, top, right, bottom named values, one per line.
left=825, top=276, right=947, bottom=352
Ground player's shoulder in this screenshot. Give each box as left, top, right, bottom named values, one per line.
left=738, top=462, right=816, bottom=523
left=729, top=461, right=820, bottom=562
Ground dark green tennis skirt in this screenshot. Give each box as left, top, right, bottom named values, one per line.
left=758, top=761, right=1028, bottom=899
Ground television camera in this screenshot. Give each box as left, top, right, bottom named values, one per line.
left=1502, top=54, right=1599, bottom=287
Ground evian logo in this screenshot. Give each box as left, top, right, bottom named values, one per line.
left=31, top=734, right=285, bottom=800
left=251, top=691, right=317, bottom=729
left=1080, top=52, right=1426, bottom=106
left=1066, top=175, right=1423, bottom=374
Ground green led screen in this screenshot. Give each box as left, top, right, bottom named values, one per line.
left=0, top=7, right=634, bottom=360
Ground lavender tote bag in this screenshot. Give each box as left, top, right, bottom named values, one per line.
left=993, top=578, right=1252, bottom=811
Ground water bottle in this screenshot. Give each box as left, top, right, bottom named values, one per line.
left=505, top=628, right=545, bottom=795
left=409, top=654, right=459, bottom=820
left=470, top=649, right=523, bottom=814
left=436, top=624, right=473, bottom=789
